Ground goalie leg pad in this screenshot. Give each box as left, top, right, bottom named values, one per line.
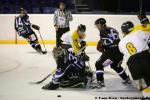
left=42, top=81, right=59, bottom=90
left=60, top=70, right=91, bottom=88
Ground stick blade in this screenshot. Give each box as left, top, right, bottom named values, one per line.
left=42, top=51, right=47, bottom=54
left=29, top=81, right=43, bottom=84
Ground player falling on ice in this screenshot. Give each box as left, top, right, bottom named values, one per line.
left=94, top=18, right=131, bottom=89
left=119, top=21, right=150, bottom=90
left=14, top=8, right=47, bottom=54
left=42, top=47, right=93, bottom=90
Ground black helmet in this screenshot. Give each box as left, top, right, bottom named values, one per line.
left=137, top=11, right=149, bottom=24
left=78, top=24, right=86, bottom=32
left=95, top=18, right=106, bottom=25
left=121, top=21, right=134, bottom=34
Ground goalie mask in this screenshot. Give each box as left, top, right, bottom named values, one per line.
left=52, top=47, right=64, bottom=60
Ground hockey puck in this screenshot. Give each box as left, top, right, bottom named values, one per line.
left=57, top=95, right=61, bottom=97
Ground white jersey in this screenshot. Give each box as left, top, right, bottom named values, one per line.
left=61, top=31, right=73, bottom=45
left=61, top=31, right=84, bottom=45
left=119, top=30, right=150, bottom=57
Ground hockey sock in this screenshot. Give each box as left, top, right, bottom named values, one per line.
left=112, top=66, right=128, bottom=80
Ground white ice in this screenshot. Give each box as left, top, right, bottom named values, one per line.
left=0, top=45, right=143, bottom=100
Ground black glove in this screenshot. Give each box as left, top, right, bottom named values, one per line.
left=32, top=24, right=40, bottom=30
left=80, top=41, right=86, bottom=52
left=81, top=53, right=89, bottom=61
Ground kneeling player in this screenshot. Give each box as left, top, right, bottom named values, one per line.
left=119, top=21, right=150, bottom=90
left=15, top=8, right=46, bottom=54
left=42, top=47, right=92, bottom=90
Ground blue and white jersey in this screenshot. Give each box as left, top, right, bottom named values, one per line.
left=57, top=49, right=86, bottom=70
left=99, top=27, right=120, bottom=50
left=15, top=15, right=33, bottom=35
left=53, top=49, right=86, bottom=83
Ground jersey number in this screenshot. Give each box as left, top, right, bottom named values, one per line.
left=18, top=18, right=23, bottom=26
left=69, top=53, right=78, bottom=64
left=126, top=42, right=137, bottom=55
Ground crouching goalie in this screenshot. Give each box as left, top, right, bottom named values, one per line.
left=42, top=47, right=92, bottom=90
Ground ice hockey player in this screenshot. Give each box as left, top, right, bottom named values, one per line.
left=42, top=47, right=93, bottom=90
left=61, top=24, right=87, bottom=53
left=94, top=18, right=131, bottom=89
left=61, top=24, right=89, bottom=61
left=119, top=21, right=150, bottom=90
left=14, top=8, right=47, bottom=54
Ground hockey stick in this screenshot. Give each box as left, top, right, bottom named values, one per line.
left=75, top=45, right=92, bottom=71
left=139, top=0, right=143, bottom=13
left=30, top=69, right=56, bottom=84
left=76, top=45, right=87, bottom=55
left=37, top=30, right=47, bottom=53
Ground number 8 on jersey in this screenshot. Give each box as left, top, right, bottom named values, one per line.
left=126, top=42, right=137, bottom=55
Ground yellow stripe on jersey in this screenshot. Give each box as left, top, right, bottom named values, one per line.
left=71, top=30, right=81, bottom=54
left=132, top=23, right=150, bottom=33
left=126, top=23, right=150, bottom=36
left=142, top=87, right=150, bottom=97
left=143, top=87, right=150, bottom=92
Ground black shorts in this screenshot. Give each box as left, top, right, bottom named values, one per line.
left=21, top=31, right=38, bottom=42
left=127, top=50, right=150, bottom=80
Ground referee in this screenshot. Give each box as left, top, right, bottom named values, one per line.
left=53, top=1, right=73, bottom=47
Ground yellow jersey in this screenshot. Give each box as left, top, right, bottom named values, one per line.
left=71, top=30, right=82, bottom=54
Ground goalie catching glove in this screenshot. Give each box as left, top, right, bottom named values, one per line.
left=32, top=24, right=40, bottom=30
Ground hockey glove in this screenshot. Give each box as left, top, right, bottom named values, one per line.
left=80, top=41, right=86, bottom=52
left=81, top=53, right=89, bottom=61
left=32, top=24, right=40, bottom=30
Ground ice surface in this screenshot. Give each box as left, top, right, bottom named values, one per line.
left=0, top=45, right=143, bottom=100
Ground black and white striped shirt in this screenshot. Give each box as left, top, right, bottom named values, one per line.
left=53, top=9, right=73, bottom=28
